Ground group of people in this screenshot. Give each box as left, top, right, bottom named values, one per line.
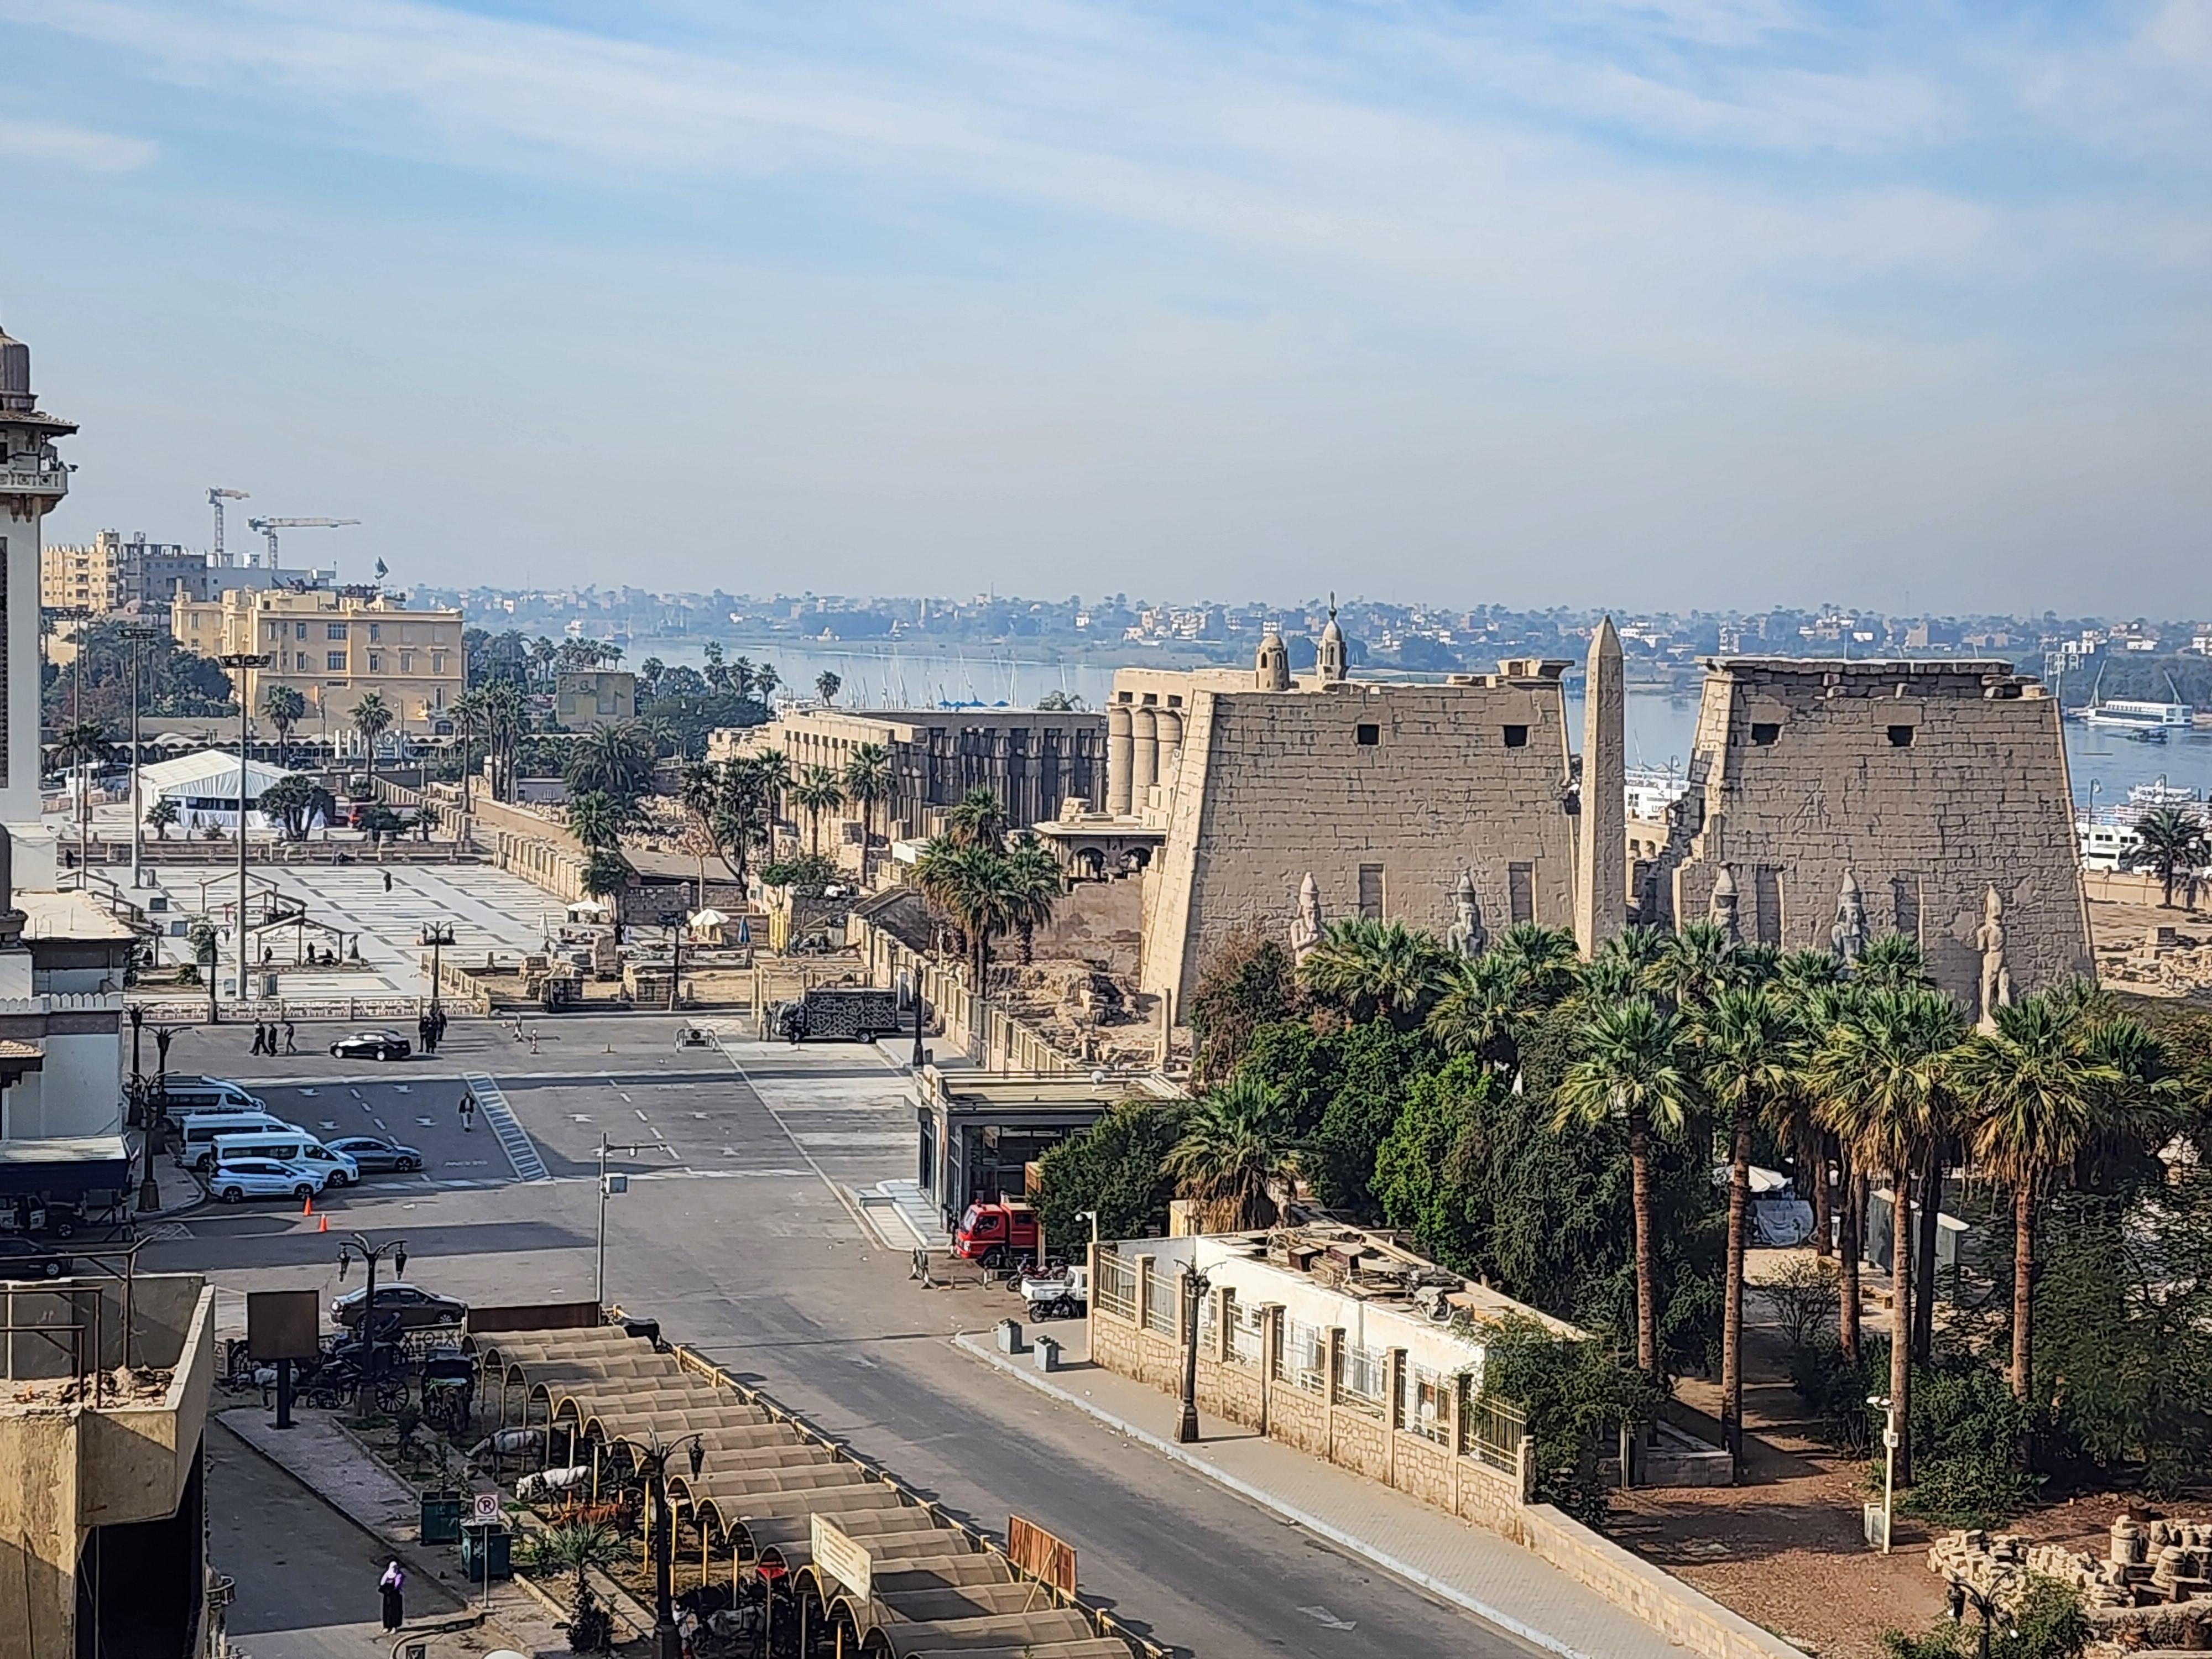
left=415, top=1007, right=450, bottom=1055
left=247, top=1021, right=296, bottom=1056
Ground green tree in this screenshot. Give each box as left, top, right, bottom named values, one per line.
left=1696, top=984, right=1801, bottom=1464
left=1490, top=922, right=1581, bottom=1010
left=999, top=834, right=1063, bottom=964
left=1425, top=951, right=1525, bottom=1070
left=942, top=786, right=1008, bottom=852
left=1855, top=932, right=1935, bottom=993
left=1373, top=1056, right=1498, bottom=1270
left=1187, top=932, right=1300, bottom=1084
left=145, top=795, right=180, bottom=841
left=258, top=774, right=337, bottom=841
left=564, top=720, right=658, bottom=804
left=914, top=837, right=1015, bottom=985
left=1034, top=1098, right=1187, bottom=1244
left=260, top=684, right=307, bottom=770
left=349, top=692, right=394, bottom=790
left=518, top=1521, right=625, bottom=1652
left=1298, top=917, right=1450, bottom=1027
left=1552, top=995, right=1699, bottom=1379
left=1809, top=986, right=1968, bottom=1484
left=1649, top=919, right=1746, bottom=1015
left=1481, top=1315, right=1666, bottom=1525
left=1955, top=993, right=2124, bottom=1405
left=50, top=717, right=114, bottom=776
left=841, top=742, right=893, bottom=878
left=565, top=790, right=627, bottom=853
left=815, top=670, right=841, bottom=705
left=790, top=765, right=845, bottom=857
left=2125, top=804, right=2209, bottom=908
left=1162, top=1074, right=1303, bottom=1230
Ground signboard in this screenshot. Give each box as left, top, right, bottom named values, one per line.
left=1008, top=1514, right=1077, bottom=1597
left=1863, top=1502, right=1890, bottom=1552
left=245, top=1288, right=321, bottom=1363
left=810, top=1514, right=872, bottom=1601
left=471, top=1492, right=502, bottom=1526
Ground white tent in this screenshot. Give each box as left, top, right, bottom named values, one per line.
left=138, top=749, right=304, bottom=832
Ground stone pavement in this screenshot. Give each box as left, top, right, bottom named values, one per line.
left=953, top=1331, right=1683, bottom=1659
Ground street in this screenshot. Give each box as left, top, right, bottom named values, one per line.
left=150, top=1014, right=1550, bottom=1659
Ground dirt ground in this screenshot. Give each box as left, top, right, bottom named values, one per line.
left=1605, top=1251, right=2140, bottom=1659
left=2089, top=894, right=2212, bottom=1000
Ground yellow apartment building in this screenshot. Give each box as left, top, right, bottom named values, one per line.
left=169, top=585, right=465, bottom=732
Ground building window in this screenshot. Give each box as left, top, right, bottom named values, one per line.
left=1507, top=862, right=1535, bottom=925
left=327, top=623, right=347, bottom=640
left=1358, top=864, right=1384, bottom=920
left=327, top=652, right=347, bottom=671
left=368, top=655, right=382, bottom=672
left=1750, top=722, right=1780, bottom=745
left=1502, top=724, right=1529, bottom=748
left=1887, top=724, right=1915, bottom=748
left=431, top=653, right=447, bottom=675
left=1355, top=723, right=1380, bottom=746
left=295, top=653, right=310, bottom=670
left=400, top=653, right=415, bottom=674
left=368, top=623, right=380, bottom=641
left=295, top=622, right=308, bottom=640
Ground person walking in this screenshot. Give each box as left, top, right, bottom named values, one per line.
left=383, top=869, right=393, bottom=893
left=251, top=1024, right=267, bottom=1057
left=417, top=1013, right=431, bottom=1055
left=378, top=1559, right=405, bottom=1630
left=458, top=1091, right=476, bottom=1133
left=282, top=1020, right=297, bottom=1056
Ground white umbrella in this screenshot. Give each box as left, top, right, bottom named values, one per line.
left=688, top=907, right=731, bottom=930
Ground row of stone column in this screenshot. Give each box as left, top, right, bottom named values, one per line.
left=1105, top=703, right=1185, bottom=815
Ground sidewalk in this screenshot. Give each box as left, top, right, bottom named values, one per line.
left=219, top=1406, right=569, bottom=1657
left=953, top=1330, right=1681, bottom=1659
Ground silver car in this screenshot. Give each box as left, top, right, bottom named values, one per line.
left=324, top=1134, right=425, bottom=1175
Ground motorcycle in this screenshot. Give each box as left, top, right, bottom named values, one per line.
left=1018, top=1264, right=1088, bottom=1322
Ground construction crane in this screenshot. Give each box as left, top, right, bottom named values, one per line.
left=246, top=516, right=359, bottom=567
left=207, top=487, right=249, bottom=566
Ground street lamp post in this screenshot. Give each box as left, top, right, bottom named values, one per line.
left=421, top=922, right=453, bottom=1021
left=595, top=1134, right=667, bottom=1306
left=1175, top=1265, right=1212, bottom=1444
left=218, top=653, right=273, bottom=1018
left=337, top=1233, right=409, bottom=1348
left=1868, top=1392, right=1898, bottom=1553
left=630, top=1432, right=706, bottom=1659
left=909, top=969, right=927, bottom=1069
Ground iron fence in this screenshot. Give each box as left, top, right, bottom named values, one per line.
left=1142, top=1265, right=1180, bottom=1336
left=1275, top=1317, right=1326, bottom=1394
left=1399, top=1361, right=1454, bottom=1445
left=1336, top=1340, right=1387, bottom=1418
left=1093, top=1251, right=1136, bottom=1321
left=1227, top=1301, right=1264, bottom=1369
left=1465, top=1394, right=1526, bottom=1476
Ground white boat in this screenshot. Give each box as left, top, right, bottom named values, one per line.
left=2083, top=697, right=2194, bottom=733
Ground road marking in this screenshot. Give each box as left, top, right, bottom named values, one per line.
left=462, top=1072, right=550, bottom=1182
left=319, top=1120, right=338, bottom=1130
left=633, top=1109, right=649, bottom=1121
left=143, top=1222, right=194, bottom=1242
left=416, top=1117, right=436, bottom=1126
left=570, top=1114, right=593, bottom=1123
left=300, top=1088, right=319, bottom=1097
left=1297, top=1607, right=1357, bottom=1631
left=709, top=1040, right=869, bottom=1235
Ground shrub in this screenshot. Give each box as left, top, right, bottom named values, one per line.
left=1481, top=1314, right=1665, bottom=1526
left=1763, top=1255, right=1836, bottom=1352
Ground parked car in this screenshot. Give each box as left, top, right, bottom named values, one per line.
left=161, top=1078, right=268, bottom=1116
left=211, top=1129, right=358, bottom=1187
left=324, top=1135, right=424, bottom=1175
left=330, top=1282, right=468, bottom=1331
left=0, top=1236, right=72, bottom=1279
left=208, top=1157, right=330, bottom=1204
left=330, top=1030, right=411, bottom=1061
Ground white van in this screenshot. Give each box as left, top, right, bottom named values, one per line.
left=178, top=1110, right=294, bottom=1170
left=211, top=1129, right=358, bottom=1187
left=163, top=1078, right=268, bottom=1117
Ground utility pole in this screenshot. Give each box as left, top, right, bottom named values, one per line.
left=596, top=1134, right=671, bottom=1306
left=219, top=652, right=273, bottom=1016
left=421, top=922, right=453, bottom=1020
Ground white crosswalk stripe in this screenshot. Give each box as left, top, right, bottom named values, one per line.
left=461, top=1071, right=549, bottom=1182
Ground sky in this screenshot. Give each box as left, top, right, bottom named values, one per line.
left=2, top=2, right=2209, bottom=614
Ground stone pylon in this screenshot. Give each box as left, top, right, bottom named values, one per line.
left=1574, top=616, right=1627, bottom=957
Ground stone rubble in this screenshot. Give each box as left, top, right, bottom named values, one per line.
left=1927, top=1516, right=2212, bottom=1614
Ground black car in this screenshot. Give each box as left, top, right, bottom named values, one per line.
left=330, top=1030, right=412, bottom=1061
left=330, top=1282, right=469, bottom=1331
left=0, top=1236, right=73, bottom=1280
left=324, top=1134, right=425, bottom=1173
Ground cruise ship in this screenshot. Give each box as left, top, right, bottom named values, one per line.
left=2081, top=696, right=2195, bottom=735
left=2076, top=780, right=2209, bottom=870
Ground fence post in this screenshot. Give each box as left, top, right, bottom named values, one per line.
left=1214, top=1285, right=1235, bottom=1365
left=1517, top=1432, right=1538, bottom=1504
left=1134, top=1254, right=1154, bottom=1375
left=1324, top=1326, right=1345, bottom=1455
left=1258, top=1303, right=1282, bottom=1437
left=1384, top=1347, right=1406, bottom=1489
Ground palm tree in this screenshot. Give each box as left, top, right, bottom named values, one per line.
left=1425, top=951, right=1524, bottom=1067
left=1297, top=917, right=1449, bottom=1027
left=1853, top=932, right=1933, bottom=992
left=680, top=761, right=723, bottom=909
left=580, top=847, right=629, bottom=931
left=842, top=743, right=893, bottom=878
left=815, top=670, right=842, bottom=705
left=520, top=1522, right=625, bottom=1649
left=1000, top=835, right=1064, bottom=963
left=914, top=838, right=1016, bottom=984
left=1489, top=921, right=1581, bottom=1009
left=750, top=747, right=791, bottom=841
left=565, top=720, right=657, bottom=804
left=52, top=719, right=115, bottom=866
left=2126, top=805, right=2209, bottom=909
left=1955, top=994, right=2122, bottom=1405
left=1162, top=1074, right=1300, bottom=1230
left=753, top=663, right=781, bottom=704
left=1808, top=986, right=1968, bottom=1485
left=260, top=685, right=307, bottom=770
left=565, top=790, right=627, bottom=853
left=478, top=680, right=528, bottom=803
left=349, top=692, right=394, bottom=791
left=1552, top=994, right=1699, bottom=1379
left=1574, top=924, right=1670, bottom=1009
left=943, top=786, right=1008, bottom=852
left=790, top=766, right=845, bottom=856
left=146, top=796, right=180, bottom=842
left=1697, top=984, right=1800, bottom=1467
left=1778, top=971, right=1860, bottom=1349
left=1650, top=919, right=1744, bottom=1014
left=714, top=758, right=775, bottom=890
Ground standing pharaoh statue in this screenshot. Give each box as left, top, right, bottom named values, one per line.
left=1290, top=872, right=1324, bottom=963
left=1830, top=870, right=1869, bottom=966
left=1976, top=886, right=2013, bottom=1031
left=1708, top=865, right=1741, bottom=942
left=1447, top=869, right=1486, bottom=960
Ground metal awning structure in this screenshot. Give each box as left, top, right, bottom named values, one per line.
left=0, top=1135, right=132, bottom=1200
left=471, top=1322, right=1145, bottom=1659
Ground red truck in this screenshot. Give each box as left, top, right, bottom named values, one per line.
left=953, top=1198, right=1041, bottom=1267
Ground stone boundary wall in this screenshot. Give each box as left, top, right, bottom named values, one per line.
left=848, top=912, right=1077, bottom=1074
left=1088, top=1247, right=1807, bottom=1659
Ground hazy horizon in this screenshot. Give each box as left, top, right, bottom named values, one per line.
left=6, top=3, right=2209, bottom=614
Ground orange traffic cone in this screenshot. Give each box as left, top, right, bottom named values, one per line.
left=317, top=1212, right=328, bottom=1233
left=302, top=1193, right=313, bottom=1217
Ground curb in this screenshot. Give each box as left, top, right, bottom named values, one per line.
left=950, top=1333, right=1596, bottom=1659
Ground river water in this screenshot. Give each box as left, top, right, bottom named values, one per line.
left=649, top=640, right=2212, bottom=811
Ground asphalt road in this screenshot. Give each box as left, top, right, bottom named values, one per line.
left=149, top=1014, right=1550, bottom=1659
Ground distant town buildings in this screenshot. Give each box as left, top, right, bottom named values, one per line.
left=40, top=528, right=211, bottom=613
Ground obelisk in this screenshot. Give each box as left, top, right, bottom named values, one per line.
left=1574, top=617, right=1627, bottom=956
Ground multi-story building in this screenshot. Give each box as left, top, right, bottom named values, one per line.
left=169, top=584, right=465, bottom=732
left=40, top=529, right=210, bottom=613
left=552, top=669, right=637, bottom=730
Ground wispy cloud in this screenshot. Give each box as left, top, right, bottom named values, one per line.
left=0, top=113, right=155, bottom=171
